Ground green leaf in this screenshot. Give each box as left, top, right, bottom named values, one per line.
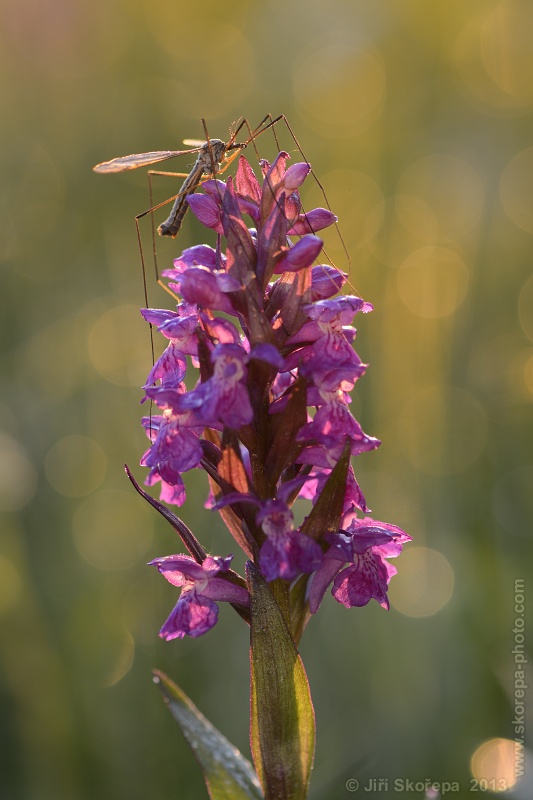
left=299, top=440, right=351, bottom=542
left=153, top=670, right=263, bottom=800
left=264, top=377, right=307, bottom=490
left=247, top=563, right=315, bottom=800
left=289, top=573, right=311, bottom=647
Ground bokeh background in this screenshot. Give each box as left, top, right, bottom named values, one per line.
left=1, top=0, right=532, bottom=798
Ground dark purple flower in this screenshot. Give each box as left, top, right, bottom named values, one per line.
left=308, top=517, right=411, bottom=613
left=235, top=156, right=261, bottom=204
left=136, top=150, right=410, bottom=632
left=141, top=307, right=199, bottom=389
left=170, top=244, right=220, bottom=271
left=180, top=343, right=253, bottom=429
left=309, top=265, right=348, bottom=300
left=144, top=463, right=186, bottom=506
left=177, top=266, right=237, bottom=314
left=298, top=464, right=368, bottom=514
left=256, top=498, right=323, bottom=582
left=140, top=396, right=205, bottom=505
left=297, top=390, right=379, bottom=457
left=150, top=554, right=249, bottom=639
left=285, top=296, right=372, bottom=391
left=143, top=341, right=187, bottom=389
left=273, top=234, right=323, bottom=274
left=186, top=192, right=223, bottom=233
left=288, top=208, right=338, bottom=235
left=202, top=176, right=261, bottom=223
left=282, top=161, right=311, bottom=190
left=215, top=488, right=323, bottom=583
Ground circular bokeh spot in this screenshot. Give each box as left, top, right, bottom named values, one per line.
left=397, top=155, right=484, bottom=240
left=0, top=555, right=22, bottom=615
left=389, top=547, right=454, bottom=618
left=72, top=488, right=154, bottom=571
left=45, top=435, right=107, bottom=497
left=0, top=433, right=38, bottom=512
left=470, top=738, right=519, bottom=792
left=293, top=38, right=386, bottom=137
left=492, top=464, right=533, bottom=537
left=88, top=304, right=151, bottom=387
left=398, top=385, right=488, bottom=474
left=397, top=246, right=470, bottom=318
left=518, top=273, right=533, bottom=342
left=501, top=146, right=533, bottom=233
left=481, top=1, right=533, bottom=108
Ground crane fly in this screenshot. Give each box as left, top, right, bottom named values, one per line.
left=93, top=114, right=355, bottom=299
left=93, top=134, right=246, bottom=238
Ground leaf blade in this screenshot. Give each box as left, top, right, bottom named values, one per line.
left=153, top=670, right=263, bottom=800
left=247, top=563, right=315, bottom=800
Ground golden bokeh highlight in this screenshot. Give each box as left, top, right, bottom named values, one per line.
left=492, top=464, right=533, bottom=537
left=142, top=3, right=254, bottom=120
left=397, top=155, right=484, bottom=240
left=72, top=489, right=154, bottom=571
left=453, top=7, right=533, bottom=114
left=500, top=146, right=533, bottom=234
left=45, top=435, right=107, bottom=497
left=0, top=433, right=38, bottom=512
left=395, top=194, right=441, bottom=244
left=1, top=144, right=65, bottom=265
left=303, top=169, right=384, bottom=251
left=87, top=304, right=151, bottom=387
left=523, top=351, right=533, bottom=396
left=4, top=0, right=131, bottom=81
left=65, top=593, right=136, bottom=687
left=398, top=385, right=488, bottom=474
left=22, top=310, right=96, bottom=403
left=0, top=554, right=22, bottom=616
left=389, top=547, right=454, bottom=618
left=397, top=246, right=470, bottom=318
left=293, top=38, right=386, bottom=138
left=508, top=346, right=533, bottom=402
left=470, top=738, right=519, bottom=792
left=518, top=273, right=533, bottom=343
left=100, top=628, right=135, bottom=688
left=480, top=1, right=533, bottom=108
left=352, top=469, right=420, bottom=533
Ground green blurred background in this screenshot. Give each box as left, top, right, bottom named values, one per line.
left=1, top=0, right=532, bottom=797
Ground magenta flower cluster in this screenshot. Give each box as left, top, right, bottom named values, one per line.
left=140, top=151, right=410, bottom=640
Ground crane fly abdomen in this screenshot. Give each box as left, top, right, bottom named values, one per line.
left=157, top=139, right=228, bottom=238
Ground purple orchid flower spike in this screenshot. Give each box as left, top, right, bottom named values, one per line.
left=149, top=554, right=250, bottom=639
left=136, top=148, right=410, bottom=641
left=99, top=131, right=412, bottom=800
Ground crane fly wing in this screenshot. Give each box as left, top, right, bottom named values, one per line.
left=182, top=139, right=206, bottom=147
left=93, top=148, right=203, bottom=174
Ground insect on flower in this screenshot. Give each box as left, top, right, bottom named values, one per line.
left=97, top=116, right=411, bottom=800
left=92, top=115, right=353, bottom=286
left=92, top=116, right=304, bottom=239
left=92, top=112, right=361, bottom=400
left=93, top=130, right=246, bottom=238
